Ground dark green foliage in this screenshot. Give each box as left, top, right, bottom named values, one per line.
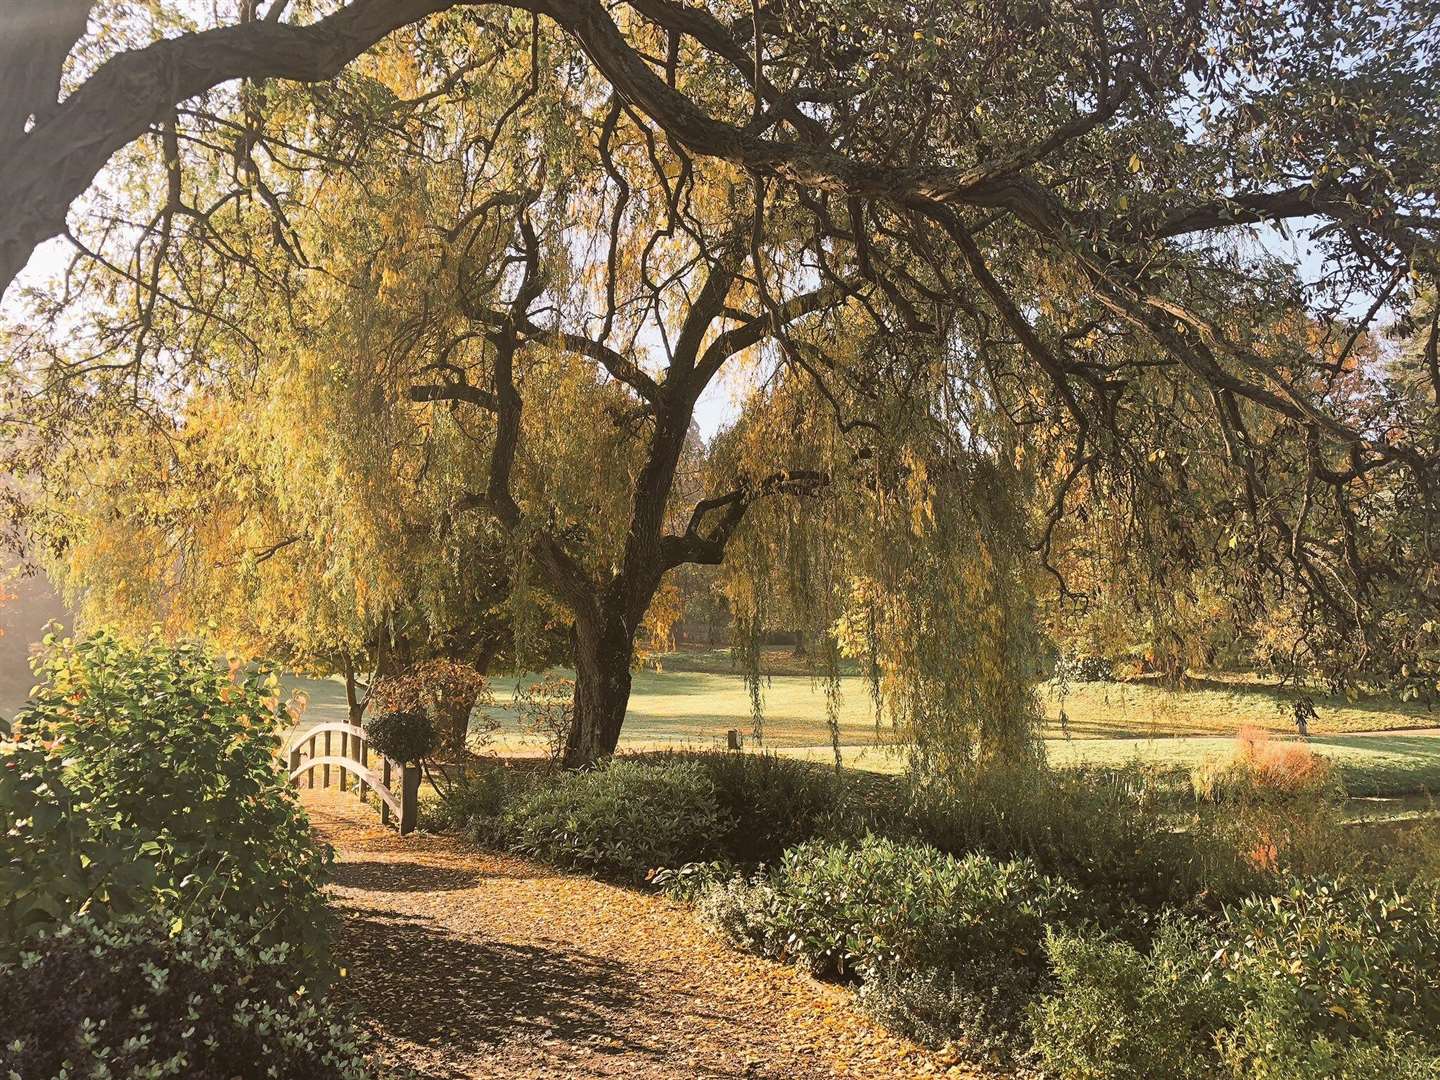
left=419, top=759, right=526, bottom=834
left=1, top=632, right=332, bottom=966
left=364, top=708, right=439, bottom=765
left=898, top=766, right=1257, bottom=913
left=0, top=909, right=379, bottom=1080
left=501, top=759, right=724, bottom=881
left=649, top=751, right=843, bottom=864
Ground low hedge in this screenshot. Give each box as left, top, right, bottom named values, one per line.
left=649, top=750, right=844, bottom=864
left=761, top=836, right=1087, bottom=978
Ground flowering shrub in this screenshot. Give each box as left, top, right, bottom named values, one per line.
left=0, top=908, right=379, bottom=1080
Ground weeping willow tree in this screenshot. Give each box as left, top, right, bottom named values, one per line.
left=5, top=0, right=1438, bottom=771
left=713, top=324, right=1048, bottom=774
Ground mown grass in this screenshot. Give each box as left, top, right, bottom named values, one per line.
left=284, top=651, right=1440, bottom=796
left=659, top=648, right=1434, bottom=743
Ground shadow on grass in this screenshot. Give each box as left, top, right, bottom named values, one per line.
left=1161, top=674, right=1437, bottom=722
left=336, top=906, right=660, bottom=1069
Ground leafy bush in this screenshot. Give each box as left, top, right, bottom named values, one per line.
left=1031, top=916, right=1234, bottom=1079
left=502, top=758, right=724, bottom=880
left=707, top=835, right=1085, bottom=979
left=648, top=750, right=843, bottom=864
left=695, top=868, right=782, bottom=951
left=650, top=859, right=735, bottom=902
left=858, top=963, right=1036, bottom=1063
left=419, top=759, right=526, bottom=834
left=899, top=765, right=1257, bottom=913
left=1217, top=880, right=1440, bottom=1057
left=2, top=632, right=331, bottom=965
left=1031, top=879, right=1440, bottom=1079
left=364, top=709, right=437, bottom=765
left=0, top=908, right=379, bottom=1080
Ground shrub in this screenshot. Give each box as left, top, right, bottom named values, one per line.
left=2, top=632, right=331, bottom=966
left=1216, top=879, right=1440, bottom=1058
left=650, top=859, right=735, bottom=902
left=0, top=908, right=379, bottom=1080
left=900, top=765, right=1257, bottom=914
left=649, top=750, right=843, bottom=864
left=715, top=835, right=1085, bottom=979
left=502, top=758, right=724, bottom=880
left=364, top=709, right=437, bottom=765
left=699, top=836, right=1083, bottom=1063
left=1192, top=728, right=1344, bottom=805
left=418, top=759, right=524, bottom=834
left=1031, top=879, right=1440, bottom=1080
left=1030, top=916, right=1234, bottom=1080
left=858, top=963, right=1036, bottom=1064
left=695, top=868, right=782, bottom=952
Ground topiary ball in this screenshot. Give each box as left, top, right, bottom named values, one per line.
left=364, top=710, right=438, bottom=765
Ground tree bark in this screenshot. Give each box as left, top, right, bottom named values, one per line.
left=562, top=602, right=636, bottom=768
left=0, top=0, right=465, bottom=298
left=342, top=653, right=368, bottom=725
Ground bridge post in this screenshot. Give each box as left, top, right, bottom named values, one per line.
left=357, top=737, right=369, bottom=802
left=381, top=758, right=393, bottom=826
left=307, top=734, right=316, bottom=788
left=399, top=763, right=420, bottom=835
left=323, top=730, right=332, bottom=787
left=288, top=744, right=301, bottom=785
left=339, top=731, right=349, bottom=791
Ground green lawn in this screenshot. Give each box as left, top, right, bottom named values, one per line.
left=655, top=647, right=1438, bottom=739
left=282, top=654, right=1440, bottom=797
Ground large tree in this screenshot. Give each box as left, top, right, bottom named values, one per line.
left=4, top=0, right=1438, bottom=763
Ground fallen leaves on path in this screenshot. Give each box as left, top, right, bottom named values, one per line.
left=304, top=792, right=987, bottom=1079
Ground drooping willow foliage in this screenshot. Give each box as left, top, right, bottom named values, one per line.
left=717, top=341, right=1046, bottom=774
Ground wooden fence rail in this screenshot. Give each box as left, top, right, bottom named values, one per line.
left=286, top=722, right=419, bottom=834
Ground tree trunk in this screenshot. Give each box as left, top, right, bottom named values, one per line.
left=563, top=608, right=636, bottom=768
left=342, top=655, right=367, bottom=726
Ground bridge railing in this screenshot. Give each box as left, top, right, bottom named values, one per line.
left=286, top=722, right=419, bottom=834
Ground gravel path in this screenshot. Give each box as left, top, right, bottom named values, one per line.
left=304, top=791, right=973, bottom=1079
